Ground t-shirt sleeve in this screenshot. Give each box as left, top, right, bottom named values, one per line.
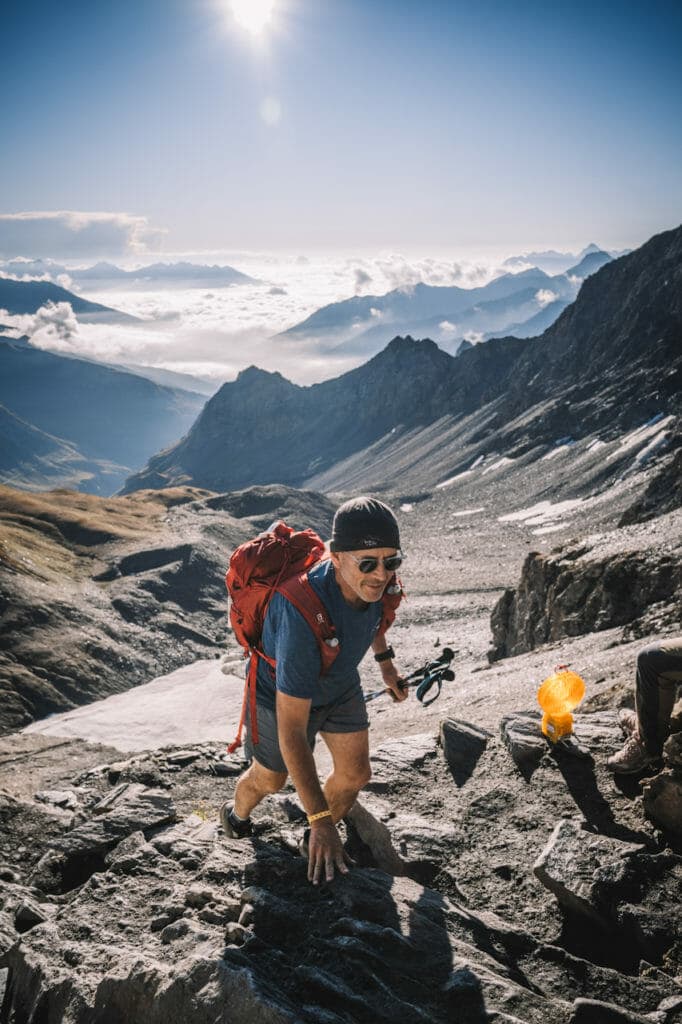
left=269, top=593, right=322, bottom=700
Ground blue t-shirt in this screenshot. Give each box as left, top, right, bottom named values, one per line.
left=254, top=559, right=382, bottom=709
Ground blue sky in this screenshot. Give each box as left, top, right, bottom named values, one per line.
left=2, top=0, right=681, bottom=255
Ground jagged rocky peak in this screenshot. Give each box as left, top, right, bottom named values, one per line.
left=377, top=334, right=449, bottom=363
left=235, top=364, right=290, bottom=386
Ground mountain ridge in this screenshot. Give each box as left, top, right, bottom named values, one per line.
left=0, top=340, right=206, bottom=494
left=0, top=277, right=139, bottom=323
left=123, top=225, right=682, bottom=497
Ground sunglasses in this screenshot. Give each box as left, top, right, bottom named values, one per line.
left=347, top=553, right=403, bottom=574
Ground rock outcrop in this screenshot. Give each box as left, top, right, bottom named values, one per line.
left=489, top=510, right=682, bottom=661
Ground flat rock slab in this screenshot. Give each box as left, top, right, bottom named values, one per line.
left=500, top=710, right=546, bottom=768
left=366, top=733, right=437, bottom=791
left=533, top=819, right=645, bottom=925
left=501, top=710, right=624, bottom=769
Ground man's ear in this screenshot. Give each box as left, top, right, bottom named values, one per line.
left=329, top=550, right=341, bottom=570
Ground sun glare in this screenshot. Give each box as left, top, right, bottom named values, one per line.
left=230, top=0, right=275, bottom=36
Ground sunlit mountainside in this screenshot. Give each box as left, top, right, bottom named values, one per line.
left=125, top=226, right=681, bottom=499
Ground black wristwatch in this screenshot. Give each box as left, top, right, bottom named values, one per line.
left=374, top=646, right=395, bottom=663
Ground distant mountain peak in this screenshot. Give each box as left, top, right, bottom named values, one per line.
left=236, top=365, right=288, bottom=384
left=579, top=243, right=603, bottom=257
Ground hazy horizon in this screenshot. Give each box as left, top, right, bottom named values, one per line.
left=0, top=236, right=634, bottom=387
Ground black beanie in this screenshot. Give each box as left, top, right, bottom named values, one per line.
left=329, top=497, right=401, bottom=552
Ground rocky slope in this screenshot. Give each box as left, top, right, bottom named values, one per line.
left=0, top=404, right=92, bottom=491
left=0, top=699, right=679, bottom=1023
left=124, top=225, right=682, bottom=498
left=2, top=428, right=682, bottom=1020
left=0, top=484, right=336, bottom=735
left=121, top=336, right=457, bottom=494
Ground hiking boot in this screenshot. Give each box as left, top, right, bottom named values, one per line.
left=617, top=708, right=638, bottom=737
left=606, top=734, right=659, bottom=775
left=220, top=803, right=253, bottom=839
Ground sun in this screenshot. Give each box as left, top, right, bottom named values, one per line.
left=230, top=0, right=275, bottom=36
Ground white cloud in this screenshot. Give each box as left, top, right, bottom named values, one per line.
left=0, top=211, right=166, bottom=259
left=1, top=301, right=79, bottom=349
left=0, top=249, right=528, bottom=389
left=366, top=254, right=499, bottom=292
left=535, top=289, right=557, bottom=307
left=438, top=320, right=457, bottom=336
left=463, top=330, right=484, bottom=344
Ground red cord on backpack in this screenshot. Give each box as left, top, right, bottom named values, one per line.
left=224, top=521, right=403, bottom=754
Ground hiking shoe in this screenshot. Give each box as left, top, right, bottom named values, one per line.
left=617, top=709, right=638, bottom=737
left=606, top=735, right=659, bottom=775
left=220, top=803, right=253, bottom=839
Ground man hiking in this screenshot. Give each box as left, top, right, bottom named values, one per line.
left=221, top=497, right=406, bottom=885
left=607, top=636, right=682, bottom=773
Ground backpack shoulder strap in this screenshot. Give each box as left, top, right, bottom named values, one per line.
left=377, top=575, right=404, bottom=638
left=276, top=570, right=340, bottom=674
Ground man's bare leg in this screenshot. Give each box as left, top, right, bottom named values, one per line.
left=233, top=760, right=288, bottom=819
left=320, top=729, right=371, bottom=822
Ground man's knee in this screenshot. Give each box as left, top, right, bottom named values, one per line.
left=342, top=760, right=371, bottom=793
left=250, top=760, right=288, bottom=795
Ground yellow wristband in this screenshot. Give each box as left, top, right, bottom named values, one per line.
left=307, top=809, right=333, bottom=825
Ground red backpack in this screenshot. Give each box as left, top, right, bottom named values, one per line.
left=225, top=520, right=402, bottom=754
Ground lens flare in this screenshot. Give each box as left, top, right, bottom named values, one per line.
left=230, top=0, right=275, bottom=35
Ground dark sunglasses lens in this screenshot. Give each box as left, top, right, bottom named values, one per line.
left=357, top=555, right=402, bottom=574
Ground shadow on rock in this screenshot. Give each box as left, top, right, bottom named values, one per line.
left=551, top=751, right=654, bottom=845
left=237, top=843, right=489, bottom=1023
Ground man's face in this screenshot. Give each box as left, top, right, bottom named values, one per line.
left=330, top=547, right=399, bottom=608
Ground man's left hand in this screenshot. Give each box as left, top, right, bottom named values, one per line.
left=380, top=663, right=408, bottom=702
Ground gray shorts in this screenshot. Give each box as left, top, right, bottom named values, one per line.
left=244, top=689, right=369, bottom=774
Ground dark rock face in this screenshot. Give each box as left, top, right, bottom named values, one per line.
left=122, top=336, right=457, bottom=493
left=489, top=517, right=682, bottom=660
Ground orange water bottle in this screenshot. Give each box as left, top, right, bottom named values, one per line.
left=537, top=665, right=585, bottom=742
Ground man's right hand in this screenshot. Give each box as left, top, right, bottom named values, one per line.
left=307, top=819, right=350, bottom=885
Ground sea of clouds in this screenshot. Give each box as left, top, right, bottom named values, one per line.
left=1, top=249, right=511, bottom=386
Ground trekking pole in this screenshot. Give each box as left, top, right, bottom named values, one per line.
left=364, top=647, right=456, bottom=706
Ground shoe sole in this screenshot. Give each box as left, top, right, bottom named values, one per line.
left=607, top=759, right=660, bottom=775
